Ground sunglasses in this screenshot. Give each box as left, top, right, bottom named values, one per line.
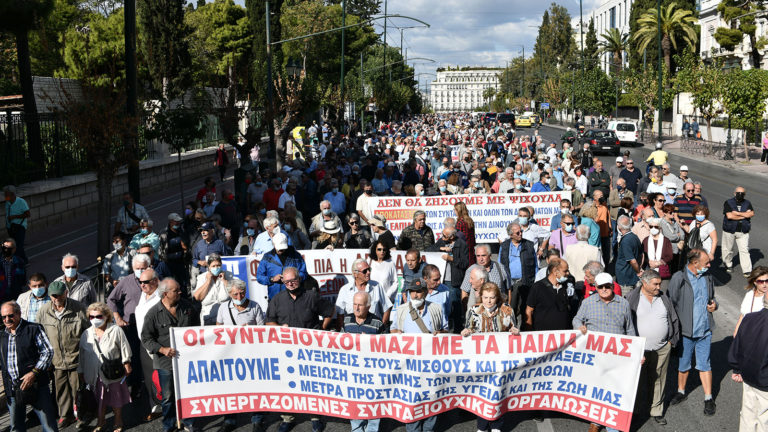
left=2, top=314, right=15, bottom=320
left=756, top=279, right=768, bottom=285
left=357, top=268, right=371, bottom=274
left=655, top=199, right=665, bottom=202
left=349, top=221, right=358, bottom=225
left=88, top=314, right=104, bottom=319
left=139, top=279, right=154, bottom=285
left=376, top=248, right=385, bottom=251
left=597, top=285, right=613, bottom=290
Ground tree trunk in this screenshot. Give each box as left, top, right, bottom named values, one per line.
left=744, top=129, right=750, bottom=162
left=96, top=171, right=114, bottom=259
left=662, top=35, right=672, bottom=75
left=177, top=151, right=184, bottom=211
left=749, top=33, right=762, bottom=69
left=15, top=30, right=44, bottom=168
left=706, top=117, right=712, bottom=142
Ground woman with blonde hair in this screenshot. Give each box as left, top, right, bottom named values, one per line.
left=734, top=266, right=768, bottom=335
left=454, top=201, right=476, bottom=265
left=78, top=302, right=132, bottom=432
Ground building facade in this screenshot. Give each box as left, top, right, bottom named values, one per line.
left=588, top=0, right=634, bottom=72
left=430, top=69, right=500, bottom=112
left=699, top=0, right=768, bottom=69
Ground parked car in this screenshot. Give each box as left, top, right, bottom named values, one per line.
left=607, top=120, right=639, bottom=146
left=578, top=129, right=621, bottom=156
left=515, top=115, right=532, bottom=127
left=497, top=113, right=515, bottom=125
left=483, top=112, right=497, bottom=124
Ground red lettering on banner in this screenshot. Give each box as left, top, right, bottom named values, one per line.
left=432, top=336, right=463, bottom=355
left=249, top=259, right=259, bottom=278
left=509, top=332, right=579, bottom=353
left=377, top=199, right=402, bottom=208
left=485, top=195, right=505, bottom=205
left=213, top=328, right=225, bottom=345
left=619, top=338, right=632, bottom=357
left=339, top=259, right=347, bottom=273
left=370, top=336, right=386, bottom=352
left=183, top=329, right=198, bottom=346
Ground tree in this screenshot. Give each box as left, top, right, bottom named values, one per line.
left=584, top=17, right=599, bottom=70
left=633, top=2, right=698, bottom=74
left=722, top=69, right=768, bottom=160
left=246, top=0, right=284, bottom=108
left=574, top=68, right=615, bottom=116
left=625, top=65, right=674, bottom=133
left=326, top=0, right=381, bottom=21
left=138, top=0, right=192, bottom=97
left=482, top=87, right=496, bottom=110
left=674, top=51, right=727, bottom=141
left=714, top=0, right=765, bottom=69
left=0, top=0, right=54, bottom=168
left=542, top=75, right=567, bottom=124
left=0, top=32, right=19, bottom=95
left=627, top=0, right=696, bottom=71
left=599, top=28, right=628, bottom=74
left=533, top=4, right=577, bottom=77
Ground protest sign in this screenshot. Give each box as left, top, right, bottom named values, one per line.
left=172, top=328, right=644, bottom=431
left=220, top=250, right=446, bottom=313
left=367, top=192, right=568, bottom=241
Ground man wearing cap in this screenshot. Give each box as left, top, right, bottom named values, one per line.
left=678, top=165, right=691, bottom=186
left=37, top=280, right=89, bottom=428
left=627, top=269, right=679, bottom=426
left=191, top=221, right=231, bottom=273
left=573, top=272, right=635, bottom=432
left=609, top=157, right=624, bottom=188
left=335, top=259, right=392, bottom=329
left=367, top=215, right=394, bottom=250
left=397, top=210, right=435, bottom=252
left=256, top=233, right=308, bottom=299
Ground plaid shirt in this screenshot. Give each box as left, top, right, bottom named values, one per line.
left=5, top=322, right=54, bottom=381
left=27, top=296, right=50, bottom=323
left=572, top=294, right=636, bottom=336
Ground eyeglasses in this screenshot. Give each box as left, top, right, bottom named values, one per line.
left=655, top=199, right=665, bottom=202
left=349, top=221, right=358, bottom=225
left=283, top=279, right=300, bottom=285
left=139, top=279, right=154, bottom=285
left=2, top=314, right=15, bottom=320
left=64, top=266, right=77, bottom=269
left=597, top=284, right=613, bottom=290
left=756, top=279, right=768, bottom=285
left=356, top=268, right=371, bottom=274
left=376, top=248, right=385, bottom=251
left=626, top=162, right=634, bottom=164
left=685, top=189, right=694, bottom=192
left=88, top=314, right=104, bottom=319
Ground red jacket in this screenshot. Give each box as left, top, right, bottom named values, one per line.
left=262, top=188, right=284, bottom=211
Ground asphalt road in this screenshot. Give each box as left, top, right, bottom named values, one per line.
left=12, top=125, right=765, bottom=432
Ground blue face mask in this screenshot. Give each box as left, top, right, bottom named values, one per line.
left=233, top=298, right=246, bottom=306
left=210, top=266, right=222, bottom=276
left=259, top=209, right=267, bottom=215
left=564, top=224, right=574, bottom=233
left=31, top=287, right=46, bottom=298
left=243, top=221, right=249, bottom=228
left=64, top=268, right=77, bottom=278
left=695, top=215, right=706, bottom=222
left=518, top=216, right=528, bottom=225
left=556, top=276, right=568, bottom=283
left=696, top=266, right=708, bottom=276
left=439, top=186, right=447, bottom=192
left=140, top=228, right=149, bottom=235
left=246, top=228, right=256, bottom=237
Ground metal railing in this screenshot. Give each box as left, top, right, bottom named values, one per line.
left=680, top=136, right=728, bottom=159
left=79, top=257, right=109, bottom=302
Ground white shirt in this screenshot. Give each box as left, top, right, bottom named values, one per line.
left=335, top=280, right=393, bottom=319
left=278, top=192, right=296, bottom=210
left=369, top=259, right=398, bottom=301
left=575, top=175, right=588, bottom=195
left=740, top=290, right=764, bottom=315
left=135, top=289, right=161, bottom=336
left=356, top=194, right=375, bottom=226
left=195, top=272, right=233, bottom=324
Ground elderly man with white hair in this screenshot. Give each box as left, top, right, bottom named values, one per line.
left=564, top=225, right=603, bottom=282
left=335, top=259, right=392, bottom=329
left=309, top=200, right=343, bottom=242
left=252, top=216, right=292, bottom=255
left=54, top=253, right=96, bottom=305
left=460, top=245, right=510, bottom=309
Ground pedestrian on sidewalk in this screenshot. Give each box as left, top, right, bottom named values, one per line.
left=214, top=143, right=229, bottom=182
left=722, top=187, right=754, bottom=277
left=761, top=131, right=768, bottom=164
left=4, top=185, right=30, bottom=263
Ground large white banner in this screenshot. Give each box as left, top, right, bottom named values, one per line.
left=220, top=250, right=446, bottom=313
left=171, top=328, right=644, bottom=431
left=367, top=192, right=569, bottom=242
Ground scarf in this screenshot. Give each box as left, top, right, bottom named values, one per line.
left=647, top=235, right=662, bottom=269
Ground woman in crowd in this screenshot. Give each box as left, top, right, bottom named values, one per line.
left=454, top=201, right=476, bottom=265
left=282, top=213, right=311, bottom=250
left=649, top=192, right=667, bottom=218
left=343, top=214, right=372, bottom=249
left=573, top=166, right=588, bottom=195
left=369, top=239, right=398, bottom=301
left=642, top=218, right=673, bottom=280
left=659, top=203, right=685, bottom=270
left=735, top=266, right=768, bottom=335
left=314, top=220, right=344, bottom=250
left=617, top=196, right=634, bottom=221
left=78, top=302, right=132, bottom=432
left=685, top=205, right=718, bottom=261
left=192, top=253, right=232, bottom=325
left=461, top=282, right=519, bottom=432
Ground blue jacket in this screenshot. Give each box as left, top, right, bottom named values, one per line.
left=191, top=238, right=231, bottom=269
left=530, top=182, right=551, bottom=193
left=256, top=247, right=308, bottom=299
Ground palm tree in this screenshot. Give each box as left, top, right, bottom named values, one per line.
left=598, top=28, right=628, bottom=74
left=0, top=0, right=53, bottom=168
left=633, top=2, right=698, bottom=74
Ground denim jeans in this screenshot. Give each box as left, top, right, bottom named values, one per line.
left=223, top=413, right=264, bottom=426
left=350, top=418, right=381, bottom=432
left=7, top=380, right=59, bottom=432
left=405, top=415, right=437, bottom=432
left=157, top=369, right=194, bottom=432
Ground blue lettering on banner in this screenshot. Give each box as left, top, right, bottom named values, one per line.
left=187, top=358, right=280, bottom=384
left=221, top=257, right=247, bottom=279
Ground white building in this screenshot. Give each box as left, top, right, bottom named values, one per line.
left=586, top=0, right=634, bottom=72
left=699, top=0, right=768, bottom=69
left=430, top=69, right=500, bottom=112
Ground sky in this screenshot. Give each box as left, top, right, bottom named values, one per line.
left=234, top=0, right=605, bottom=88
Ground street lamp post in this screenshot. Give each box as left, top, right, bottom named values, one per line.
left=725, top=116, right=734, bottom=160
left=656, top=0, right=663, bottom=143
left=340, top=0, right=346, bottom=131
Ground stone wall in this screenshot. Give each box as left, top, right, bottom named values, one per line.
left=1, top=147, right=220, bottom=237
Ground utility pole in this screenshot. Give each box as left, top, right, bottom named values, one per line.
left=360, top=52, right=364, bottom=133
left=265, top=1, right=275, bottom=167
left=124, top=0, right=140, bottom=202
left=340, top=0, right=346, bottom=130
left=656, top=0, right=663, bottom=142
left=383, top=0, right=387, bottom=83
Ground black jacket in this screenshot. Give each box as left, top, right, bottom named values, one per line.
left=428, top=237, right=469, bottom=289
left=729, top=309, right=768, bottom=391
left=141, top=298, right=201, bottom=370
left=499, top=238, right=537, bottom=287
left=0, top=320, right=52, bottom=393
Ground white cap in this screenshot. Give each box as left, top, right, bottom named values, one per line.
left=615, top=156, right=623, bottom=162
left=272, top=233, right=289, bottom=250
left=595, top=272, right=613, bottom=286
left=680, top=165, right=689, bottom=171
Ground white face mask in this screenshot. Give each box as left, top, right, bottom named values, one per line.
left=650, top=227, right=660, bottom=236
left=410, top=298, right=424, bottom=309
left=134, top=269, right=144, bottom=279
left=90, top=318, right=105, bottom=328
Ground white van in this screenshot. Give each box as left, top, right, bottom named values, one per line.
left=607, top=120, right=638, bottom=145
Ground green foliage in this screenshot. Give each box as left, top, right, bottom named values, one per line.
left=325, top=0, right=381, bottom=22
left=627, top=0, right=696, bottom=72
left=533, top=4, right=577, bottom=79
left=26, top=0, right=81, bottom=78
left=145, top=100, right=208, bottom=152
left=572, top=68, right=616, bottom=115
left=58, top=8, right=126, bottom=87
left=0, top=32, right=19, bottom=95
left=138, top=0, right=192, bottom=98
left=598, top=28, right=628, bottom=74
left=714, top=0, right=764, bottom=67
left=624, top=65, right=674, bottom=126
left=185, top=0, right=252, bottom=88
left=584, top=18, right=599, bottom=70
left=633, top=2, right=698, bottom=73
left=722, top=69, right=768, bottom=131
left=246, top=0, right=284, bottom=108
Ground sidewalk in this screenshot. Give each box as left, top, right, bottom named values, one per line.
left=543, top=122, right=768, bottom=178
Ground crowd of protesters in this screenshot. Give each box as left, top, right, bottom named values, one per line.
left=0, top=112, right=761, bottom=432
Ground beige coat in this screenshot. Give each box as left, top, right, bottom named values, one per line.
left=77, top=323, right=132, bottom=387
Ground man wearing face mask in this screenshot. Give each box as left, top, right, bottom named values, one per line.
left=192, top=222, right=232, bottom=272
left=608, top=178, right=633, bottom=221
left=549, top=214, right=579, bottom=256
left=667, top=249, right=718, bottom=416
left=103, top=233, right=134, bottom=290
left=525, top=258, right=573, bottom=333
left=129, top=219, right=161, bottom=256
left=236, top=218, right=260, bottom=255
left=0, top=238, right=26, bottom=304
left=355, top=181, right=377, bottom=230
left=246, top=173, right=268, bottom=209
left=322, top=179, right=346, bottom=219
left=549, top=199, right=580, bottom=232
left=309, top=201, right=343, bottom=242
left=17, top=273, right=51, bottom=323
left=158, top=213, right=189, bottom=283
left=722, top=186, right=754, bottom=277
left=55, top=253, right=96, bottom=305
left=37, top=281, right=89, bottom=428
left=262, top=179, right=284, bottom=212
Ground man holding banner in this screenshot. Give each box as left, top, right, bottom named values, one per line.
left=335, top=259, right=392, bottom=329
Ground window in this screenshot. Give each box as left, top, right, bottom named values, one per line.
left=610, top=7, right=616, bottom=29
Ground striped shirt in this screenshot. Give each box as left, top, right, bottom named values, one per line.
left=673, top=194, right=704, bottom=224
left=27, top=296, right=50, bottom=323
left=572, top=294, right=636, bottom=336
left=342, top=313, right=386, bottom=334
